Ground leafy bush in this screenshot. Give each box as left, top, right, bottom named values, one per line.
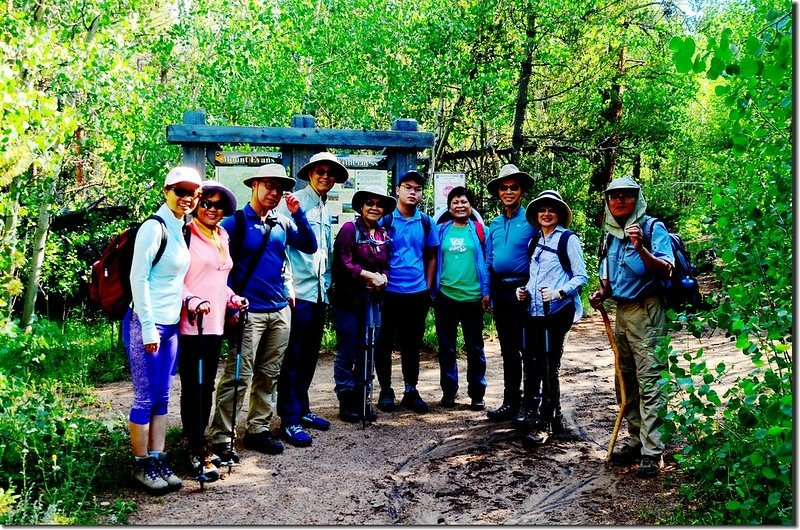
left=661, top=10, right=792, bottom=525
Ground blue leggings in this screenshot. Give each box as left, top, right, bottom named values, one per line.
left=123, top=309, right=179, bottom=425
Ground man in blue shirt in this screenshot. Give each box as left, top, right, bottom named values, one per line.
left=483, top=164, right=535, bottom=423
left=275, top=152, right=348, bottom=447
left=374, top=171, right=440, bottom=413
left=210, top=164, right=317, bottom=462
left=589, top=176, right=674, bottom=478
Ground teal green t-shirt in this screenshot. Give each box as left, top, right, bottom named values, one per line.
left=440, top=224, right=481, bottom=302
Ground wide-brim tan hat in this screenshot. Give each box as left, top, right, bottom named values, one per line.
left=525, top=190, right=573, bottom=228
left=198, top=180, right=237, bottom=213
left=487, top=164, right=535, bottom=197
left=243, top=163, right=296, bottom=191
left=352, top=190, right=397, bottom=216
left=297, top=151, right=349, bottom=183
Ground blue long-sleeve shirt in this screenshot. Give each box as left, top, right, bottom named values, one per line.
left=524, top=225, right=588, bottom=322
left=221, top=203, right=317, bottom=312
left=486, top=205, right=535, bottom=284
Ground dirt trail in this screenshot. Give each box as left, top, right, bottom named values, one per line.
left=94, top=312, right=744, bottom=525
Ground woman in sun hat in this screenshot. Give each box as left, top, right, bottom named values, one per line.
left=331, top=189, right=396, bottom=424
left=515, top=190, right=587, bottom=448
left=124, top=166, right=202, bottom=495
left=177, top=180, right=248, bottom=483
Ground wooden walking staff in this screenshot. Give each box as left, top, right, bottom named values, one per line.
left=599, top=305, right=627, bottom=464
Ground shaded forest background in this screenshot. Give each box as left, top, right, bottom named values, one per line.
left=0, top=0, right=792, bottom=525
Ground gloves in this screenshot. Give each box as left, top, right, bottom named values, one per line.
left=540, top=287, right=564, bottom=303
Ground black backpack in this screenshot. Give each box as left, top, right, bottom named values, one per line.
left=603, top=217, right=703, bottom=310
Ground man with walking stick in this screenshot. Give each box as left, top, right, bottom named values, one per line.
left=589, top=176, right=674, bottom=478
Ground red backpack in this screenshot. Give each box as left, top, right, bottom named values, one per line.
left=87, top=216, right=168, bottom=319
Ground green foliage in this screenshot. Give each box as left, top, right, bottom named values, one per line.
left=0, top=373, right=134, bottom=525
left=660, top=9, right=792, bottom=525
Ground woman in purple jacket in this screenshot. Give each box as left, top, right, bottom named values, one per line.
left=331, top=190, right=396, bottom=424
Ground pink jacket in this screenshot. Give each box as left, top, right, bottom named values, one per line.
left=180, top=221, right=237, bottom=336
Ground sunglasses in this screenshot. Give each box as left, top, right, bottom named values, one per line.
left=363, top=199, right=384, bottom=208
left=313, top=167, right=334, bottom=176
left=608, top=191, right=637, bottom=200
left=169, top=186, right=200, bottom=199
left=499, top=184, right=521, bottom=192
left=199, top=199, right=225, bottom=210
left=538, top=207, right=558, bottom=214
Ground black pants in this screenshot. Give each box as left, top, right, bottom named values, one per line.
left=375, top=290, right=431, bottom=390
left=522, top=302, right=575, bottom=421
left=491, top=281, right=528, bottom=405
left=178, top=333, right=224, bottom=451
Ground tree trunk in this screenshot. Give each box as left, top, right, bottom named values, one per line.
left=590, top=45, right=626, bottom=225
left=511, top=12, right=536, bottom=167
left=21, top=163, right=59, bottom=331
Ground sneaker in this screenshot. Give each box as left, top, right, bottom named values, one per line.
left=190, top=453, right=220, bottom=483
left=132, top=456, right=170, bottom=495
left=243, top=431, right=284, bottom=455
left=281, top=424, right=312, bottom=447
left=300, top=412, right=331, bottom=431
left=401, top=390, right=429, bottom=413
left=153, top=452, right=183, bottom=491
left=208, top=452, right=223, bottom=468
left=211, top=442, right=240, bottom=465
left=377, top=388, right=396, bottom=412
left=637, top=455, right=664, bottom=477
left=486, top=402, right=519, bottom=422
left=469, top=399, right=485, bottom=411
left=611, top=444, right=641, bottom=466
left=440, top=394, right=457, bottom=408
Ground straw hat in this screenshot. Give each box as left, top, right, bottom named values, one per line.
left=486, top=164, right=535, bottom=197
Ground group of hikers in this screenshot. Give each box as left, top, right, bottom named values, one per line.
left=122, top=152, right=675, bottom=496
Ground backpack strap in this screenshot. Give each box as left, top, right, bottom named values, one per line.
left=230, top=211, right=275, bottom=294
left=230, top=209, right=246, bottom=261
left=149, top=215, right=168, bottom=268
left=471, top=219, right=486, bottom=245
left=527, top=229, right=573, bottom=277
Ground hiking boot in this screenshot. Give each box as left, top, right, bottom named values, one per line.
left=486, top=402, right=519, bottom=422
left=338, top=390, right=360, bottom=424
left=211, top=442, right=240, bottom=465
left=469, top=399, right=485, bottom=411
left=551, top=413, right=566, bottom=435
left=208, top=451, right=222, bottom=468
left=636, top=455, right=664, bottom=478
left=154, top=452, right=183, bottom=491
left=513, top=407, right=537, bottom=433
left=132, top=456, right=170, bottom=495
left=611, top=444, right=641, bottom=466
left=300, top=411, right=331, bottom=431
left=440, top=394, right=457, bottom=408
left=522, top=419, right=550, bottom=449
left=190, top=453, right=220, bottom=483
left=281, top=424, right=312, bottom=447
left=401, top=390, right=429, bottom=413
left=243, top=431, right=284, bottom=455
left=376, top=388, right=396, bottom=412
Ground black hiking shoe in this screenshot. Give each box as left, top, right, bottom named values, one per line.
left=212, top=442, right=240, bottom=465
left=611, top=444, right=641, bottom=466
left=522, top=419, right=551, bottom=449
left=338, top=389, right=360, bottom=423
left=243, top=431, right=284, bottom=455
left=469, top=399, right=485, bottom=411
left=377, top=388, right=396, bottom=412
left=401, top=390, right=429, bottom=413
left=440, top=394, right=457, bottom=408
left=486, top=402, right=519, bottom=422
left=636, top=455, right=664, bottom=477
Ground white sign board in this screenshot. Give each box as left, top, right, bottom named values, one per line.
left=434, top=172, right=466, bottom=216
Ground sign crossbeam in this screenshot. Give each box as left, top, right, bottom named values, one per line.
left=168, top=124, right=433, bottom=150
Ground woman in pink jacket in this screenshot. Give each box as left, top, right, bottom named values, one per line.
left=178, top=181, right=247, bottom=482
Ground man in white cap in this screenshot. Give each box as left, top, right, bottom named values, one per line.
left=275, top=151, right=348, bottom=447
left=589, top=176, right=674, bottom=477
left=209, top=164, right=317, bottom=461
left=484, top=164, right=536, bottom=424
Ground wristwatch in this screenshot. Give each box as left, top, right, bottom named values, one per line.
left=558, top=289, right=567, bottom=299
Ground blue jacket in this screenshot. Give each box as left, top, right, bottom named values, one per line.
left=432, top=219, right=490, bottom=298
left=486, top=204, right=535, bottom=284
left=221, top=203, right=317, bottom=312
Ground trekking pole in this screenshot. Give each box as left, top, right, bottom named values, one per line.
left=361, top=295, right=378, bottom=428
left=599, top=304, right=627, bottom=465
left=228, top=308, right=248, bottom=475
left=194, top=312, right=210, bottom=491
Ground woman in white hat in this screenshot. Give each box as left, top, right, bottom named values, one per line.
left=124, top=166, right=202, bottom=495
left=177, top=181, right=248, bottom=483
left=516, top=190, right=588, bottom=448
left=331, top=189, right=396, bottom=424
